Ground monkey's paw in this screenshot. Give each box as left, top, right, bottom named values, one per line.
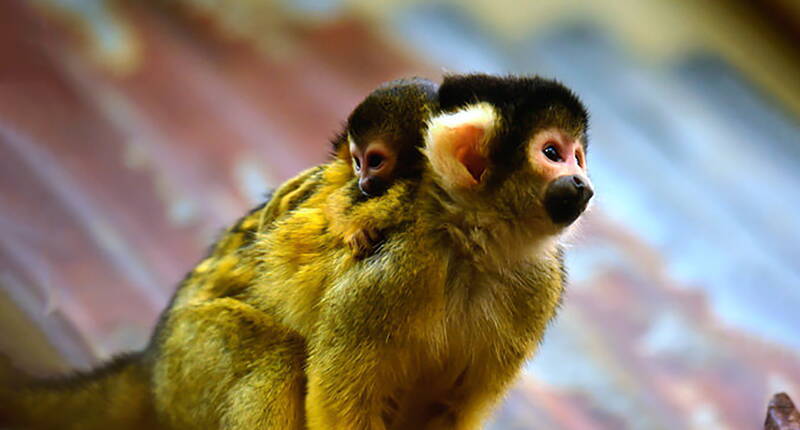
left=346, top=227, right=383, bottom=258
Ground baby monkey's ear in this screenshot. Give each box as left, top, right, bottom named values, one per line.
left=424, top=102, right=498, bottom=189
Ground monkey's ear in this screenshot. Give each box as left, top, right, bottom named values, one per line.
left=424, top=102, right=498, bottom=188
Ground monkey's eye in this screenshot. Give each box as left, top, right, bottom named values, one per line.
left=353, top=156, right=362, bottom=171
left=366, top=153, right=385, bottom=169
left=543, top=145, right=562, bottom=162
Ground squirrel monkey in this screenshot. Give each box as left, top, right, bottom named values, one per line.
left=0, top=74, right=593, bottom=430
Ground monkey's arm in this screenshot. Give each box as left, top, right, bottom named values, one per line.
left=303, top=227, right=441, bottom=430
left=304, top=271, right=396, bottom=430
left=326, top=179, right=417, bottom=257
left=305, top=337, right=388, bottom=430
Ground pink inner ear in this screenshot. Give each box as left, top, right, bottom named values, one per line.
left=454, top=125, right=487, bottom=183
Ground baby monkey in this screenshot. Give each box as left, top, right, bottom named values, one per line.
left=328, top=77, right=438, bottom=256
left=337, top=77, right=438, bottom=197
left=252, top=78, right=439, bottom=258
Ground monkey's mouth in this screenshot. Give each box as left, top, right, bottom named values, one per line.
left=543, top=175, right=594, bottom=225
left=360, top=176, right=389, bottom=197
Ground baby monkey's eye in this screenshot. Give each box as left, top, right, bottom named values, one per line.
left=353, top=156, right=362, bottom=171
left=543, top=145, right=562, bottom=162
left=367, top=153, right=385, bottom=169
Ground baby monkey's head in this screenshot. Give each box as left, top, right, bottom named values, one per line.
left=344, top=78, right=439, bottom=196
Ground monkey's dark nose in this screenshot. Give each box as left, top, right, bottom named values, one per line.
left=544, top=175, right=594, bottom=225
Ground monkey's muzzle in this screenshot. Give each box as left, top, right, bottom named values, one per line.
left=359, top=176, right=389, bottom=197
left=544, top=175, right=593, bottom=225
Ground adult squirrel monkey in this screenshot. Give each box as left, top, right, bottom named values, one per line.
left=0, top=74, right=593, bottom=430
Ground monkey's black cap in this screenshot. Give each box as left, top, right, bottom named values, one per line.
left=347, top=77, right=439, bottom=145
left=439, top=74, right=588, bottom=158
left=437, top=74, right=588, bottom=130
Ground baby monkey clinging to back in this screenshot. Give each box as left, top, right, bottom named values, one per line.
left=328, top=77, right=439, bottom=255
left=337, top=77, right=438, bottom=197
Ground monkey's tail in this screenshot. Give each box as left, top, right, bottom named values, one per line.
left=0, top=353, right=157, bottom=430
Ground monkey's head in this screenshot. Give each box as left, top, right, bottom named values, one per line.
left=343, top=78, right=439, bottom=197
left=426, top=74, right=593, bottom=238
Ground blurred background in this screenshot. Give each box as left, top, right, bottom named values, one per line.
left=2, top=0, right=800, bottom=428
